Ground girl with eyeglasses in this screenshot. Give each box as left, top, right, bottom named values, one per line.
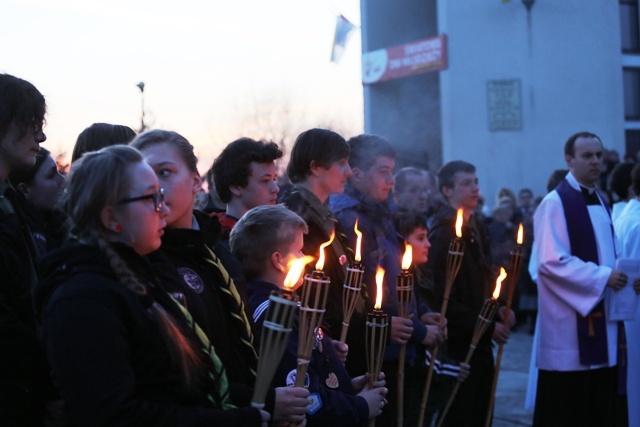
left=131, top=130, right=310, bottom=426
left=36, top=145, right=268, bottom=426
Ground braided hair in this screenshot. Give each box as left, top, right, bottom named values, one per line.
left=61, top=145, right=204, bottom=388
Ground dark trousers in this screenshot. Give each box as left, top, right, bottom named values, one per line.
left=533, top=367, right=628, bottom=427
left=438, top=347, right=494, bottom=427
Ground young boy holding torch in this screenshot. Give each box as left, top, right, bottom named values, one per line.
left=231, top=205, right=388, bottom=427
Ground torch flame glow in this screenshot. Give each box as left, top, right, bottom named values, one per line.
left=374, top=266, right=385, bottom=310
left=354, top=219, right=363, bottom=262
left=493, top=267, right=507, bottom=300
left=283, top=256, right=315, bottom=290
left=401, top=244, right=413, bottom=270
left=315, top=231, right=335, bottom=271
left=517, top=223, right=524, bottom=245
left=455, top=208, right=464, bottom=238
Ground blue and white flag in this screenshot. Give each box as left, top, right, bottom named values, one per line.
left=331, top=15, right=356, bottom=63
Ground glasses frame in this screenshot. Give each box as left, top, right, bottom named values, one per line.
left=118, top=188, right=165, bottom=212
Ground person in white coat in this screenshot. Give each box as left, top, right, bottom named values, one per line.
left=613, top=163, right=640, bottom=427
left=532, top=132, right=629, bottom=427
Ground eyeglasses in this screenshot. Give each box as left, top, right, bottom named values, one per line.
left=118, top=188, right=165, bottom=212
left=31, top=116, right=44, bottom=135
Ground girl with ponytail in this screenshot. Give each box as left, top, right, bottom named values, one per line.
left=131, top=129, right=310, bottom=425
left=36, top=145, right=267, bottom=426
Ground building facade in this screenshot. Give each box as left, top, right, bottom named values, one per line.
left=361, top=0, right=635, bottom=205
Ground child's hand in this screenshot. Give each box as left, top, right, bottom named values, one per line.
left=358, top=385, right=388, bottom=419
left=458, top=362, right=471, bottom=382
left=351, top=372, right=386, bottom=392
left=492, top=322, right=511, bottom=344
left=331, top=340, right=349, bottom=364
left=497, top=306, right=516, bottom=328
left=422, top=325, right=445, bottom=347
left=273, top=387, right=309, bottom=424
left=390, top=316, right=413, bottom=344
left=420, top=312, right=443, bottom=326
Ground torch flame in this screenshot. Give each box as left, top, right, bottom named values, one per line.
left=401, top=244, right=413, bottom=270
left=455, top=208, right=464, bottom=238
left=283, top=256, right=315, bottom=290
left=493, top=267, right=507, bottom=300
left=315, top=231, right=335, bottom=271
left=354, top=219, right=363, bottom=262
left=517, top=223, right=524, bottom=245
left=374, top=266, right=385, bottom=310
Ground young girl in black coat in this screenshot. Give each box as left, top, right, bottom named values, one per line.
left=36, top=145, right=268, bottom=426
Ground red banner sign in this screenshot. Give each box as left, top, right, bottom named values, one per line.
left=362, top=34, right=447, bottom=85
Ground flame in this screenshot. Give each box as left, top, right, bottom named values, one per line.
left=401, top=244, right=413, bottom=270
left=283, top=256, right=315, bottom=290
left=354, top=219, right=363, bottom=262
left=315, top=231, right=335, bottom=271
left=493, top=267, right=507, bottom=300
left=517, top=223, right=524, bottom=245
left=455, top=208, right=463, bottom=238
left=374, top=266, right=385, bottom=310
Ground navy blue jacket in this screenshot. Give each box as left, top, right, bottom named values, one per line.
left=330, top=186, right=428, bottom=365
left=247, top=279, right=369, bottom=427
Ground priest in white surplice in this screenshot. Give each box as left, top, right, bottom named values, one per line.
left=532, top=132, right=629, bottom=427
left=613, top=163, right=640, bottom=427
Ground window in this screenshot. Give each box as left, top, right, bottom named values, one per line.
left=625, top=130, right=640, bottom=161
left=623, top=68, right=640, bottom=119
left=621, top=0, right=640, bottom=53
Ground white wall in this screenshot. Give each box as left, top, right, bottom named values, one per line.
left=438, top=0, right=625, bottom=205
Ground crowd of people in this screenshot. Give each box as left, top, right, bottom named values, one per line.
left=2, top=72, right=640, bottom=427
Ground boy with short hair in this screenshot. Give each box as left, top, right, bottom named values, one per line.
left=393, top=209, right=470, bottom=425
left=230, top=204, right=388, bottom=427
left=329, top=134, right=444, bottom=426
left=425, top=160, right=513, bottom=426
left=210, top=137, right=282, bottom=243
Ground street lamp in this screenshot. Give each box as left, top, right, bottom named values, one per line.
left=136, top=81, right=145, bottom=133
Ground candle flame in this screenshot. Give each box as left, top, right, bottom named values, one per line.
left=493, top=267, right=507, bottom=299
left=401, top=244, right=413, bottom=270
left=283, top=256, right=315, bottom=290
left=517, top=223, right=524, bottom=245
left=354, top=219, right=363, bottom=262
left=374, top=266, right=385, bottom=310
left=455, top=208, right=463, bottom=238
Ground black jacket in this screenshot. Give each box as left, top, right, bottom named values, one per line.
left=424, top=205, right=496, bottom=361
left=0, top=185, right=52, bottom=425
left=36, top=241, right=262, bottom=427
left=280, top=188, right=356, bottom=340
left=247, top=279, right=369, bottom=427
left=149, top=211, right=258, bottom=397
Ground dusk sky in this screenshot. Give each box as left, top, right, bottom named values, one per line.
left=1, top=0, right=363, bottom=171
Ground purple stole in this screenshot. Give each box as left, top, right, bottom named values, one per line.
left=556, top=179, right=609, bottom=366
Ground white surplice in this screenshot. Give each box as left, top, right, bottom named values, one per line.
left=534, top=172, right=618, bottom=371
left=614, top=198, right=640, bottom=427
